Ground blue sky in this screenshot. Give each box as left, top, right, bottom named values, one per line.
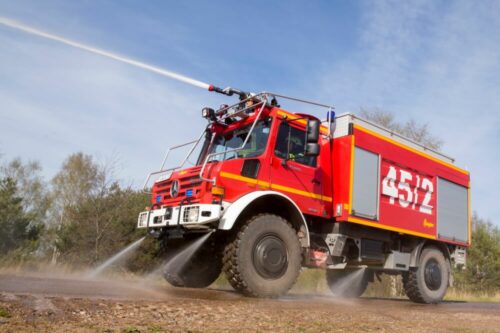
left=0, top=0, right=499, bottom=225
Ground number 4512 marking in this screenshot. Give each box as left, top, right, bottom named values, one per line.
left=382, top=166, right=433, bottom=215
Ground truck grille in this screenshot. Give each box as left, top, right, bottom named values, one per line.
left=154, top=166, right=203, bottom=205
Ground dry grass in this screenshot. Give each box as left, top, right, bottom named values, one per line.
left=216, top=269, right=500, bottom=302
left=0, top=261, right=145, bottom=283
left=445, top=289, right=500, bottom=302
left=0, top=261, right=80, bottom=276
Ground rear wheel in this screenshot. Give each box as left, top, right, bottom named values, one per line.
left=403, top=246, right=449, bottom=304
left=163, top=234, right=222, bottom=288
left=222, top=214, right=302, bottom=297
left=326, top=268, right=370, bottom=298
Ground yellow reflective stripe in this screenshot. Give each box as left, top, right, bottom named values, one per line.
left=347, top=217, right=437, bottom=240
left=348, top=135, right=355, bottom=214
left=354, top=125, right=469, bottom=175
left=220, top=171, right=270, bottom=187
left=220, top=171, right=332, bottom=202
left=270, top=183, right=332, bottom=202
left=468, top=183, right=472, bottom=245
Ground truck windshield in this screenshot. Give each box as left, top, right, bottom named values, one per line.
left=205, top=119, right=271, bottom=162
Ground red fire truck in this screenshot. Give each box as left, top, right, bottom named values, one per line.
left=138, top=87, right=470, bottom=303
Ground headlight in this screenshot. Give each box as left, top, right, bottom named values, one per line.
left=183, top=206, right=199, bottom=223
left=137, top=212, right=149, bottom=227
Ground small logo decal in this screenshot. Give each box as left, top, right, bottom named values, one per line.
left=423, top=218, right=434, bottom=228
left=170, top=180, right=180, bottom=198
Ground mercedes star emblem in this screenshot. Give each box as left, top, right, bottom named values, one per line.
left=170, top=180, right=179, bottom=198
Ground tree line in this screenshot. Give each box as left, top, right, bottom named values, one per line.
left=0, top=153, right=159, bottom=272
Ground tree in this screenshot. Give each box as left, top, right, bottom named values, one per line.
left=1, top=158, right=50, bottom=225
left=55, top=185, right=149, bottom=265
left=0, top=178, right=41, bottom=254
left=0, top=158, right=47, bottom=260
left=45, top=153, right=107, bottom=263
left=50, top=152, right=151, bottom=267
left=454, top=213, right=500, bottom=295
left=360, top=108, right=443, bottom=150
left=51, top=152, right=106, bottom=215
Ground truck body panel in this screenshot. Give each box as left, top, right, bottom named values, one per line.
left=332, top=114, right=470, bottom=246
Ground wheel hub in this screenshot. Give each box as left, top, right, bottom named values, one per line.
left=424, top=258, right=442, bottom=291
left=253, top=235, right=288, bottom=279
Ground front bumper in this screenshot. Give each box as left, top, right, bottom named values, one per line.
left=137, top=204, right=222, bottom=229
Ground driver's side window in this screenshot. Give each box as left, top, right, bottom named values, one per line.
left=274, top=122, right=317, bottom=167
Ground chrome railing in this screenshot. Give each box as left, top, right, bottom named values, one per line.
left=142, top=130, right=205, bottom=193
left=198, top=96, right=268, bottom=183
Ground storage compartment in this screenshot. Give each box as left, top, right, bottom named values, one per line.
left=437, top=178, right=469, bottom=243
left=351, top=147, right=379, bottom=220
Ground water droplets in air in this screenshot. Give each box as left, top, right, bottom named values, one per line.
left=162, top=232, right=212, bottom=281
left=87, top=237, right=146, bottom=278
left=0, top=17, right=211, bottom=90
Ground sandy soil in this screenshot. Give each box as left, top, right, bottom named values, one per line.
left=0, top=273, right=499, bottom=333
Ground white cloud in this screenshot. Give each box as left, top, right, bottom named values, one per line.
left=314, top=0, right=500, bottom=223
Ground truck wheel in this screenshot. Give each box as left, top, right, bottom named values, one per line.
left=222, top=214, right=302, bottom=297
left=402, top=246, right=449, bottom=304
left=163, top=237, right=222, bottom=288
left=326, top=268, right=370, bottom=298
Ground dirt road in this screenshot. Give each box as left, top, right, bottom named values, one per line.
left=0, top=273, right=499, bottom=332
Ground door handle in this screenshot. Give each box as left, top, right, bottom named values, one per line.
left=311, top=179, right=321, bottom=185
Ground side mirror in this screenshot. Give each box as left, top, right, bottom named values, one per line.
left=305, top=143, right=320, bottom=156
left=306, top=119, right=320, bottom=143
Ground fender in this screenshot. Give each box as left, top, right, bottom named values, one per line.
left=409, top=241, right=453, bottom=286
left=409, top=242, right=425, bottom=268
left=218, top=190, right=310, bottom=247
left=409, top=241, right=452, bottom=267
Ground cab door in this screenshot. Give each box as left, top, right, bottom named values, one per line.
left=269, top=120, right=325, bottom=217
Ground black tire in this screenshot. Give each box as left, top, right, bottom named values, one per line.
left=326, top=268, right=370, bottom=298
left=403, top=246, right=449, bottom=304
left=222, top=214, right=302, bottom=297
left=163, top=234, right=222, bottom=288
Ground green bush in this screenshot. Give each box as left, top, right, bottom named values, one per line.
left=454, top=213, right=500, bottom=296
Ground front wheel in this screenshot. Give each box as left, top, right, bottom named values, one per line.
left=403, top=246, right=450, bottom=304
left=222, top=214, right=302, bottom=297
